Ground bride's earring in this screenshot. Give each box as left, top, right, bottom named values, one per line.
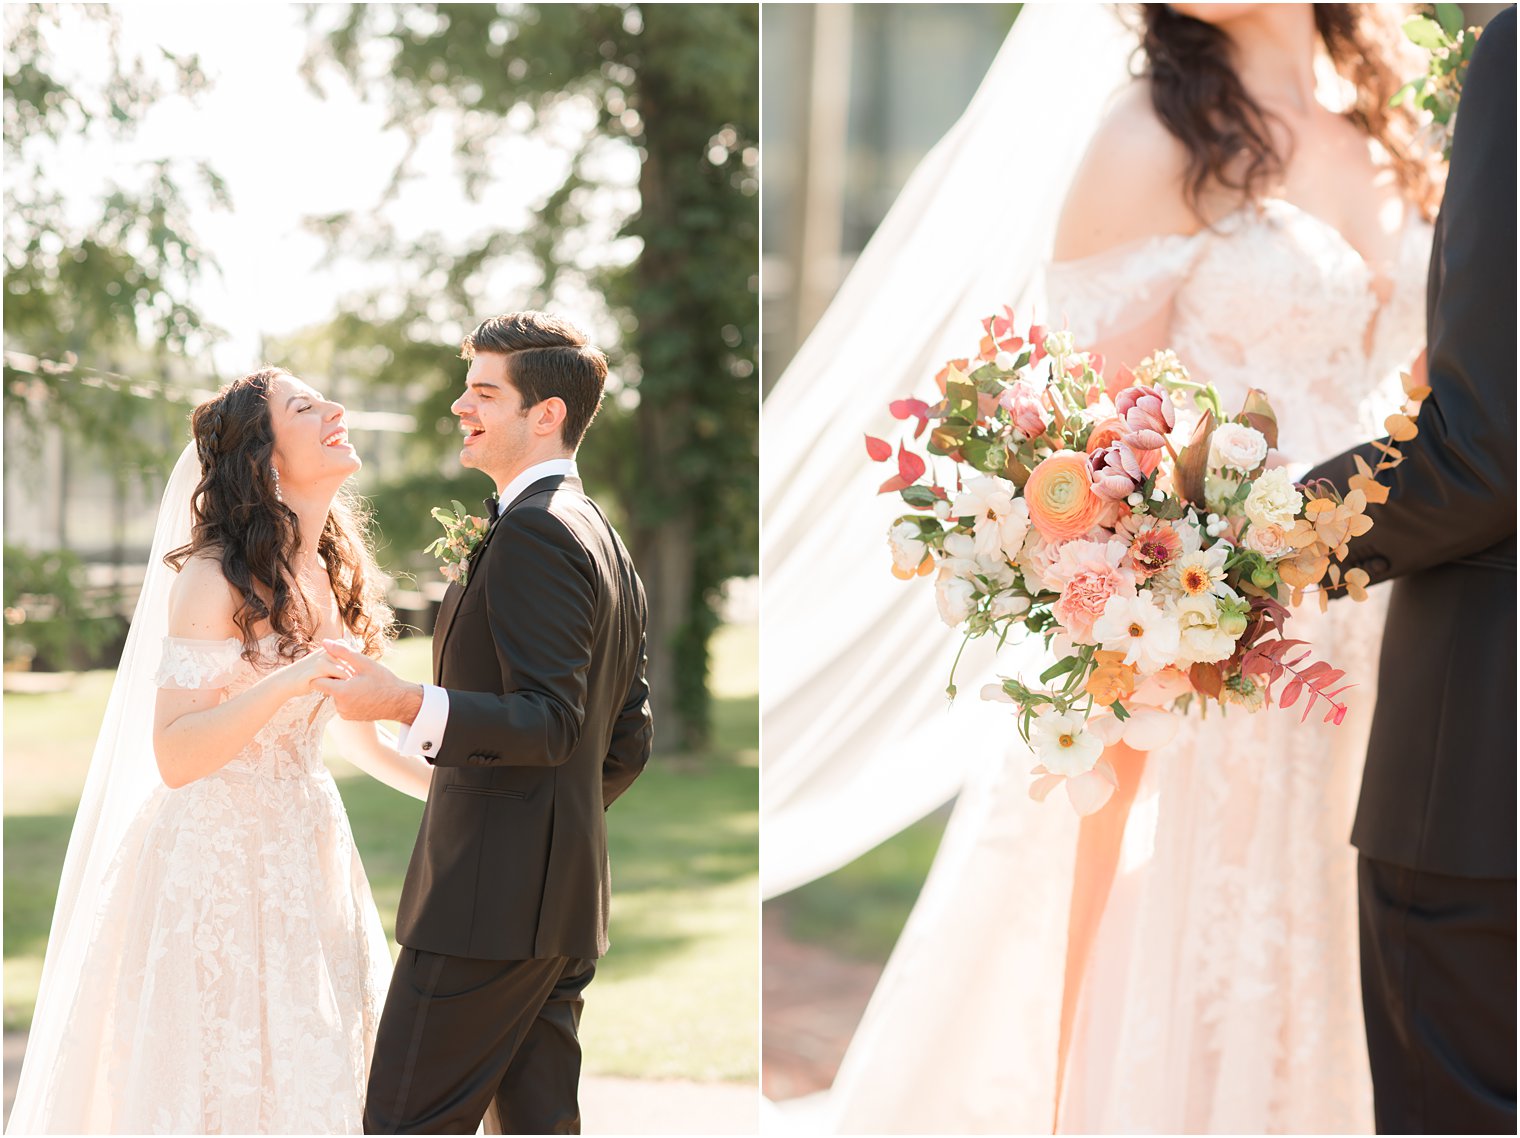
left=271, top=465, right=283, bottom=502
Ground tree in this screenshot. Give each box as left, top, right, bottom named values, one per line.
left=4, top=5, right=226, bottom=524
left=303, top=3, right=758, bottom=749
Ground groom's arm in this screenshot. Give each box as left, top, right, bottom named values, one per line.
left=429, top=506, right=596, bottom=768
left=1305, top=7, right=1516, bottom=586
left=602, top=629, right=652, bottom=808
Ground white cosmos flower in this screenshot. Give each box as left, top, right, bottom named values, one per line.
left=1031, top=710, right=1104, bottom=777
left=953, top=476, right=1030, bottom=562
left=1159, top=542, right=1232, bottom=601
left=887, top=521, right=927, bottom=574
left=935, top=574, right=977, bottom=627
left=1091, top=592, right=1181, bottom=674
left=1172, top=593, right=1239, bottom=666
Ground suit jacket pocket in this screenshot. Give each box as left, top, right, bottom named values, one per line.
left=444, top=784, right=526, bottom=800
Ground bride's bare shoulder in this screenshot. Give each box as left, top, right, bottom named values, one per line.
left=1053, top=81, right=1197, bottom=261
left=166, top=553, right=240, bottom=640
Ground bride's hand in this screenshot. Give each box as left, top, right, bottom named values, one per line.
left=278, top=647, right=353, bottom=699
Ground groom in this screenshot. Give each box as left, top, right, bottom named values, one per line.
left=319, top=311, right=652, bottom=1133
left=1304, top=7, right=1515, bottom=1134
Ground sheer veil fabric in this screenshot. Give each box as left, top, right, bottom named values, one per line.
left=760, top=6, right=1136, bottom=1131
left=7, top=444, right=201, bottom=1132
left=760, top=2, right=1137, bottom=902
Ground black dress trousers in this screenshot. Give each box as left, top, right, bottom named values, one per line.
left=363, top=949, right=596, bottom=1135
left=1359, top=855, right=1517, bottom=1135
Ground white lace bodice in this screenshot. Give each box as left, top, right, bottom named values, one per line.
left=1045, top=197, right=1432, bottom=464
left=155, top=634, right=351, bottom=782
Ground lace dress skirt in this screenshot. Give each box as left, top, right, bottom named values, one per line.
left=21, top=637, right=393, bottom=1134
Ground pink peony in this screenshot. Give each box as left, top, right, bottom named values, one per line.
left=1048, top=539, right=1138, bottom=643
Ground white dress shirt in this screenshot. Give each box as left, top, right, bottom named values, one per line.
left=396, top=458, right=578, bottom=760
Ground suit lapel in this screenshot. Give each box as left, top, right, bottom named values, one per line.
left=430, top=474, right=579, bottom=681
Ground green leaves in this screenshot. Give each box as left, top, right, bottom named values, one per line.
left=1402, top=14, right=1449, bottom=51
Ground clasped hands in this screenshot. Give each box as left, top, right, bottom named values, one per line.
left=306, top=639, right=425, bottom=726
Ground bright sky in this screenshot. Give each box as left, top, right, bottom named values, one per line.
left=16, top=3, right=639, bottom=375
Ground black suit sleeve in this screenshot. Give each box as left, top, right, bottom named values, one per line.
left=1305, top=6, right=1516, bottom=586
left=432, top=506, right=595, bottom=768
left=602, top=624, right=652, bottom=809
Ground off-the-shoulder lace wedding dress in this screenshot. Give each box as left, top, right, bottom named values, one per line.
left=18, top=634, right=392, bottom=1134
left=820, top=198, right=1430, bottom=1134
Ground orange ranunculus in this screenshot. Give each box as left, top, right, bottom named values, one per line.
left=1086, top=416, right=1126, bottom=454
left=1025, top=450, right=1104, bottom=541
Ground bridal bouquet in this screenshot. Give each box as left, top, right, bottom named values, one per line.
left=870, top=312, right=1425, bottom=815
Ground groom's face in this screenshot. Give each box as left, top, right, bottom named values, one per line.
left=452, top=352, right=534, bottom=483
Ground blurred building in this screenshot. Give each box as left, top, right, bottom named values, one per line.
left=761, top=3, right=1020, bottom=386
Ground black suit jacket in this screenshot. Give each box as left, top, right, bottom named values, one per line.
left=1304, top=6, right=1515, bottom=880
left=394, top=473, right=653, bottom=959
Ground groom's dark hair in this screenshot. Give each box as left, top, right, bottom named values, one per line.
left=461, top=311, right=608, bottom=449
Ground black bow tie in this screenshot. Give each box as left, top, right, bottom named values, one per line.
left=484, top=494, right=500, bottom=520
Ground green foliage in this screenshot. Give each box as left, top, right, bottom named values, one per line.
left=1391, top=5, right=1478, bottom=159
left=2, top=545, right=121, bottom=667
left=3, top=6, right=226, bottom=471
left=301, top=3, right=758, bottom=749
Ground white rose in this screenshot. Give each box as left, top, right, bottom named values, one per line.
left=1243, top=467, right=1304, bottom=530
left=941, top=531, right=979, bottom=580
left=935, top=575, right=977, bottom=627
left=992, top=593, right=1031, bottom=619
left=1209, top=423, right=1269, bottom=473
left=1244, top=521, right=1293, bottom=560
left=887, top=521, right=928, bottom=574
left=1172, top=594, right=1238, bottom=666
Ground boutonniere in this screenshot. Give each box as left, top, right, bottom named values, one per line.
left=1392, top=3, right=1480, bottom=161
left=425, top=501, right=492, bottom=586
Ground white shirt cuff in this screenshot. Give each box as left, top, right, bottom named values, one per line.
left=396, top=684, right=449, bottom=760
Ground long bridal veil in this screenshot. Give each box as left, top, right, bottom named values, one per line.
left=760, top=5, right=1139, bottom=1132
left=7, top=443, right=199, bottom=1134
left=760, top=2, right=1136, bottom=899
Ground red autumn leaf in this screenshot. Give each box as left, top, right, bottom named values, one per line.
left=1090, top=352, right=1106, bottom=378
left=864, top=434, right=892, bottom=462
left=1029, top=324, right=1048, bottom=362
left=878, top=474, right=910, bottom=495
left=898, top=444, right=926, bottom=484
left=1280, top=678, right=1304, bottom=709
left=889, top=398, right=930, bottom=421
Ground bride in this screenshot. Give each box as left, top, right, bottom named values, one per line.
left=763, top=3, right=1436, bottom=1132
left=7, top=367, right=435, bottom=1133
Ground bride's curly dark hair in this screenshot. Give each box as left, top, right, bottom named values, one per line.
left=1133, top=4, right=1439, bottom=221
left=165, top=367, right=393, bottom=666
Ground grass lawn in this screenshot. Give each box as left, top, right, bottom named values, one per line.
left=3, top=622, right=758, bottom=1083
left=766, top=806, right=951, bottom=966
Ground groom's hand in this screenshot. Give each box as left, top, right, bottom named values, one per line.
left=313, top=639, right=424, bottom=726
